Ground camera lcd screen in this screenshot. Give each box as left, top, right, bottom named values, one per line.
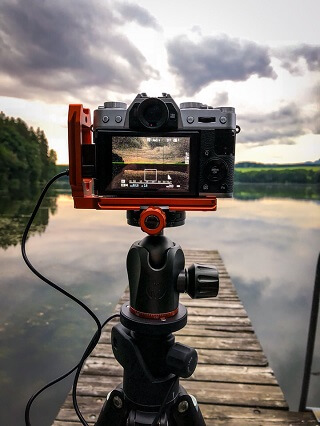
left=110, top=136, right=190, bottom=192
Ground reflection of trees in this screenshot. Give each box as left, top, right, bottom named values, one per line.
left=0, top=189, right=58, bottom=249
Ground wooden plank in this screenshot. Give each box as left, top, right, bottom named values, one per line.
left=54, top=249, right=318, bottom=425
left=94, top=348, right=266, bottom=366
left=181, top=380, right=287, bottom=408
left=178, top=300, right=245, bottom=308
left=100, top=325, right=254, bottom=339
left=186, top=315, right=251, bottom=326
left=54, top=397, right=316, bottom=425
left=90, top=345, right=268, bottom=366
left=99, top=333, right=261, bottom=350
left=200, top=405, right=318, bottom=425
left=179, top=307, right=249, bottom=317
left=82, top=360, right=277, bottom=385
left=173, top=335, right=263, bottom=350
left=175, top=328, right=254, bottom=338
left=74, top=376, right=287, bottom=409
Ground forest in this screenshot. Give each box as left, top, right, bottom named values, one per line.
left=0, top=112, right=57, bottom=192
left=235, top=164, right=320, bottom=184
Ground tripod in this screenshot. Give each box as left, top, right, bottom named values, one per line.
left=95, top=207, right=219, bottom=425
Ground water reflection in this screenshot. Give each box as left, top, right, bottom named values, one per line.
left=0, top=184, right=319, bottom=425
left=0, top=189, right=57, bottom=249
left=234, top=182, right=320, bottom=201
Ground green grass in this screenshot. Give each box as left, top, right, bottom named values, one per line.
left=236, top=165, right=320, bottom=172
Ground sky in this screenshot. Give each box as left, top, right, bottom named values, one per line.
left=0, top=0, right=319, bottom=164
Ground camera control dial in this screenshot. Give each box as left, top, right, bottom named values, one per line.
left=204, top=158, right=228, bottom=182
left=180, top=102, right=202, bottom=109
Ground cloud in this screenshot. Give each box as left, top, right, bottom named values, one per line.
left=211, top=91, right=229, bottom=106
left=115, top=1, right=162, bottom=31
left=274, top=44, right=320, bottom=75
left=0, top=0, right=159, bottom=102
left=166, top=34, right=277, bottom=95
left=237, top=103, right=318, bottom=146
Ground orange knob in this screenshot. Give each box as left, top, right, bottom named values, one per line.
left=139, top=207, right=167, bottom=235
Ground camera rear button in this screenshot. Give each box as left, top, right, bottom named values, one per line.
left=102, top=116, right=109, bottom=123
left=187, top=116, right=194, bottom=124
left=115, top=115, right=122, bottom=123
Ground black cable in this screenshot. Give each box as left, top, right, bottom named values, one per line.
left=151, top=375, right=179, bottom=426
left=21, top=170, right=101, bottom=335
left=25, top=363, right=78, bottom=426
left=21, top=170, right=115, bottom=426
left=24, top=312, right=120, bottom=426
left=22, top=170, right=179, bottom=425
left=72, top=313, right=120, bottom=425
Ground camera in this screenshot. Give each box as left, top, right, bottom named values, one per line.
left=81, top=93, right=238, bottom=199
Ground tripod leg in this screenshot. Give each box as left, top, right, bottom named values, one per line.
left=171, top=390, right=206, bottom=426
left=127, top=410, right=168, bottom=426
left=95, top=388, right=128, bottom=426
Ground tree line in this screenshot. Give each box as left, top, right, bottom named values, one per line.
left=235, top=168, right=320, bottom=184
left=0, top=112, right=57, bottom=191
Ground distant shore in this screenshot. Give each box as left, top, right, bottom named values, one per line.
left=56, top=163, right=320, bottom=185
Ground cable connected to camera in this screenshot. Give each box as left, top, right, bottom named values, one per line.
left=21, top=171, right=182, bottom=426
left=21, top=170, right=121, bottom=426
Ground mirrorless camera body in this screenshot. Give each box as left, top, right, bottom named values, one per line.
left=68, top=93, right=239, bottom=211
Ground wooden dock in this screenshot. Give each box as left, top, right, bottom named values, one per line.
left=54, top=250, right=318, bottom=425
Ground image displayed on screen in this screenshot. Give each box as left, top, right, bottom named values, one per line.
left=110, top=136, right=190, bottom=192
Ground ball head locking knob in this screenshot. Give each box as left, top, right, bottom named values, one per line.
left=177, top=263, right=219, bottom=298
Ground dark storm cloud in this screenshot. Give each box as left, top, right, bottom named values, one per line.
left=275, top=44, right=320, bottom=75
left=0, top=0, right=160, bottom=101
left=166, top=34, right=277, bottom=95
left=237, top=103, right=318, bottom=146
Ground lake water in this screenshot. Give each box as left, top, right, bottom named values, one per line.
left=0, top=183, right=319, bottom=425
